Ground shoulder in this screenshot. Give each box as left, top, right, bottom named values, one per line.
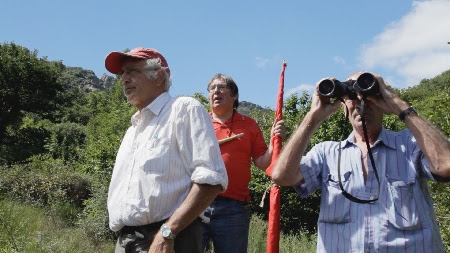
left=173, top=96, right=203, bottom=107
left=381, top=128, right=415, bottom=146
left=170, top=96, right=210, bottom=121
left=170, top=96, right=208, bottom=112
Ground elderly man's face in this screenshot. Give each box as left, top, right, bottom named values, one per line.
left=342, top=73, right=384, bottom=132
left=119, top=59, right=165, bottom=110
left=342, top=96, right=382, bottom=130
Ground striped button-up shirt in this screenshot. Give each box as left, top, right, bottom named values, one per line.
left=295, top=128, right=444, bottom=252
left=108, top=92, right=228, bottom=232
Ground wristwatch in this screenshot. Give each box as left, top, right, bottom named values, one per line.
left=398, top=106, right=416, bottom=122
left=160, top=223, right=177, bottom=239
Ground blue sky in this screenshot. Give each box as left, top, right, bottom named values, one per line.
left=2, top=0, right=450, bottom=108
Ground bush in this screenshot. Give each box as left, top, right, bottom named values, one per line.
left=0, top=155, right=91, bottom=224
left=77, top=173, right=116, bottom=242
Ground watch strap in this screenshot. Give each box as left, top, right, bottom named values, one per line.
left=398, top=106, right=416, bottom=122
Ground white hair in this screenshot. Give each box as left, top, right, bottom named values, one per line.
left=144, top=58, right=172, bottom=91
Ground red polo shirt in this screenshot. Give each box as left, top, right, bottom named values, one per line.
left=211, top=111, right=268, bottom=202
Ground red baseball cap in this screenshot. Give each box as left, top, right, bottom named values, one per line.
left=105, top=47, right=170, bottom=76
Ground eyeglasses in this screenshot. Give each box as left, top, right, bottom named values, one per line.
left=118, top=66, right=144, bottom=77
left=208, top=84, right=228, bottom=93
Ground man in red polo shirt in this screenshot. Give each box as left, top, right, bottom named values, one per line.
left=202, top=73, right=285, bottom=253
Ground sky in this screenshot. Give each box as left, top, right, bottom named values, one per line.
left=1, top=0, right=450, bottom=108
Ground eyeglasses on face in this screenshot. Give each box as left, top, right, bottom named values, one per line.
left=118, top=66, right=145, bottom=77
left=208, top=83, right=228, bottom=93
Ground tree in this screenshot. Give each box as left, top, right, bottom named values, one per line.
left=0, top=42, right=69, bottom=163
left=0, top=42, right=65, bottom=138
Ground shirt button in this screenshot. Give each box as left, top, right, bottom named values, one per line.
left=370, top=196, right=374, bottom=200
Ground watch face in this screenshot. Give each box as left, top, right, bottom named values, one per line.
left=161, top=224, right=176, bottom=239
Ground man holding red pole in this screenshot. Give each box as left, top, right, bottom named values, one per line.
left=202, top=73, right=285, bottom=253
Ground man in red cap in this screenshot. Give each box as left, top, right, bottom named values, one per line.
left=105, top=47, right=228, bottom=253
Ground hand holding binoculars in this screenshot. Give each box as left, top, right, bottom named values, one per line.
left=318, top=72, right=380, bottom=99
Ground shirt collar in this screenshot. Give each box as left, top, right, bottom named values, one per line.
left=210, top=110, right=244, bottom=124
left=341, top=127, right=396, bottom=150
left=131, top=92, right=171, bottom=126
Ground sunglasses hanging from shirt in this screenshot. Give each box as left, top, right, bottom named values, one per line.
left=337, top=97, right=380, bottom=204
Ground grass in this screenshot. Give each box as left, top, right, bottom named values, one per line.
left=0, top=198, right=315, bottom=253
left=206, top=215, right=317, bottom=253
left=0, top=199, right=114, bottom=253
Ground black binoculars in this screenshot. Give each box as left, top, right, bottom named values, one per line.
left=318, top=72, right=380, bottom=98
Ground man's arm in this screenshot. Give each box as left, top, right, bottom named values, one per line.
left=271, top=81, right=341, bottom=186
left=148, top=183, right=222, bottom=253
left=404, top=112, right=450, bottom=179
left=271, top=112, right=323, bottom=186
left=367, top=74, right=450, bottom=180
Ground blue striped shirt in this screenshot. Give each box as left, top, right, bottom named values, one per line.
left=295, top=128, right=445, bottom=252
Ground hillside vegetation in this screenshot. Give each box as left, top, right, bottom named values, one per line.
left=1, top=42, right=449, bottom=252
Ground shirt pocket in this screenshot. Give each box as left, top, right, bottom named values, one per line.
left=319, top=171, right=352, bottom=224
left=386, top=176, right=422, bottom=230
left=141, top=137, right=172, bottom=171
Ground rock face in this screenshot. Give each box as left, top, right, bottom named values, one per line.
left=60, top=67, right=115, bottom=92
left=100, top=74, right=115, bottom=90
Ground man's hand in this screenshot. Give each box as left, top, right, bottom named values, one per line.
left=148, top=233, right=175, bottom=253
left=271, top=119, right=286, bottom=141
left=365, top=74, right=410, bottom=115
left=311, top=78, right=341, bottom=118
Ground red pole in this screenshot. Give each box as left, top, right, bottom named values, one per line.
left=265, top=60, right=286, bottom=253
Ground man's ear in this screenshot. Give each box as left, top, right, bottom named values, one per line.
left=155, top=69, right=166, bottom=87
left=340, top=101, right=348, bottom=117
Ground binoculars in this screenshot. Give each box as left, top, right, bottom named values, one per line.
left=318, top=72, right=379, bottom=98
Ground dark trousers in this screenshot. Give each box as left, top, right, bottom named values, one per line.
left=115, top=218, right=202, bottom=253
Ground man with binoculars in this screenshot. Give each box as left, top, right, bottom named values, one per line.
left=272, top=72, right=450, bottom=252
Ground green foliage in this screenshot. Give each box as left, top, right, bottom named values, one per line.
left=192, top=92, right=210, bottom=110
left=0, top=155, right=91, bottom=223
left=0, top=42, right=65, bottom=140
left=44, top=121, right=86, bottom=162
left=77, top=176, right=116, bottom=242
left=0, top=113, right=52, bottom=163
left=0, top=199, right=115, bottom=252
left=77, top=86, right=134, bottom=175
left=429, top=181, right=450, bottom=252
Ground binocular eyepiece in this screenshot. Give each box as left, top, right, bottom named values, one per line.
left=318, top=72, right=379, bottom=98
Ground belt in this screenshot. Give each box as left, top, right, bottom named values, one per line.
left=214, top=195, right=250, bottom=205
left=214, top=195, right=234, bottom=201
left=121, top=220, right=165, bottom=235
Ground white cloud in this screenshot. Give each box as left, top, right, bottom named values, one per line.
left=358, top=0, right=450, bottom=86
left=333, top=56, right=346, bottom=65
left=285, top=83, right=315, bottom=98
left=255, top=54, right=283, bottom=69
left=255, top=57, right=270, bottom=69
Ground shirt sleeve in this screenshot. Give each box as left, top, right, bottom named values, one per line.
left=178, top=99, right=228, bottom=191
left=294, top=144, right=323, bottom=198
left=408, top=132, right=435, bottom=181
